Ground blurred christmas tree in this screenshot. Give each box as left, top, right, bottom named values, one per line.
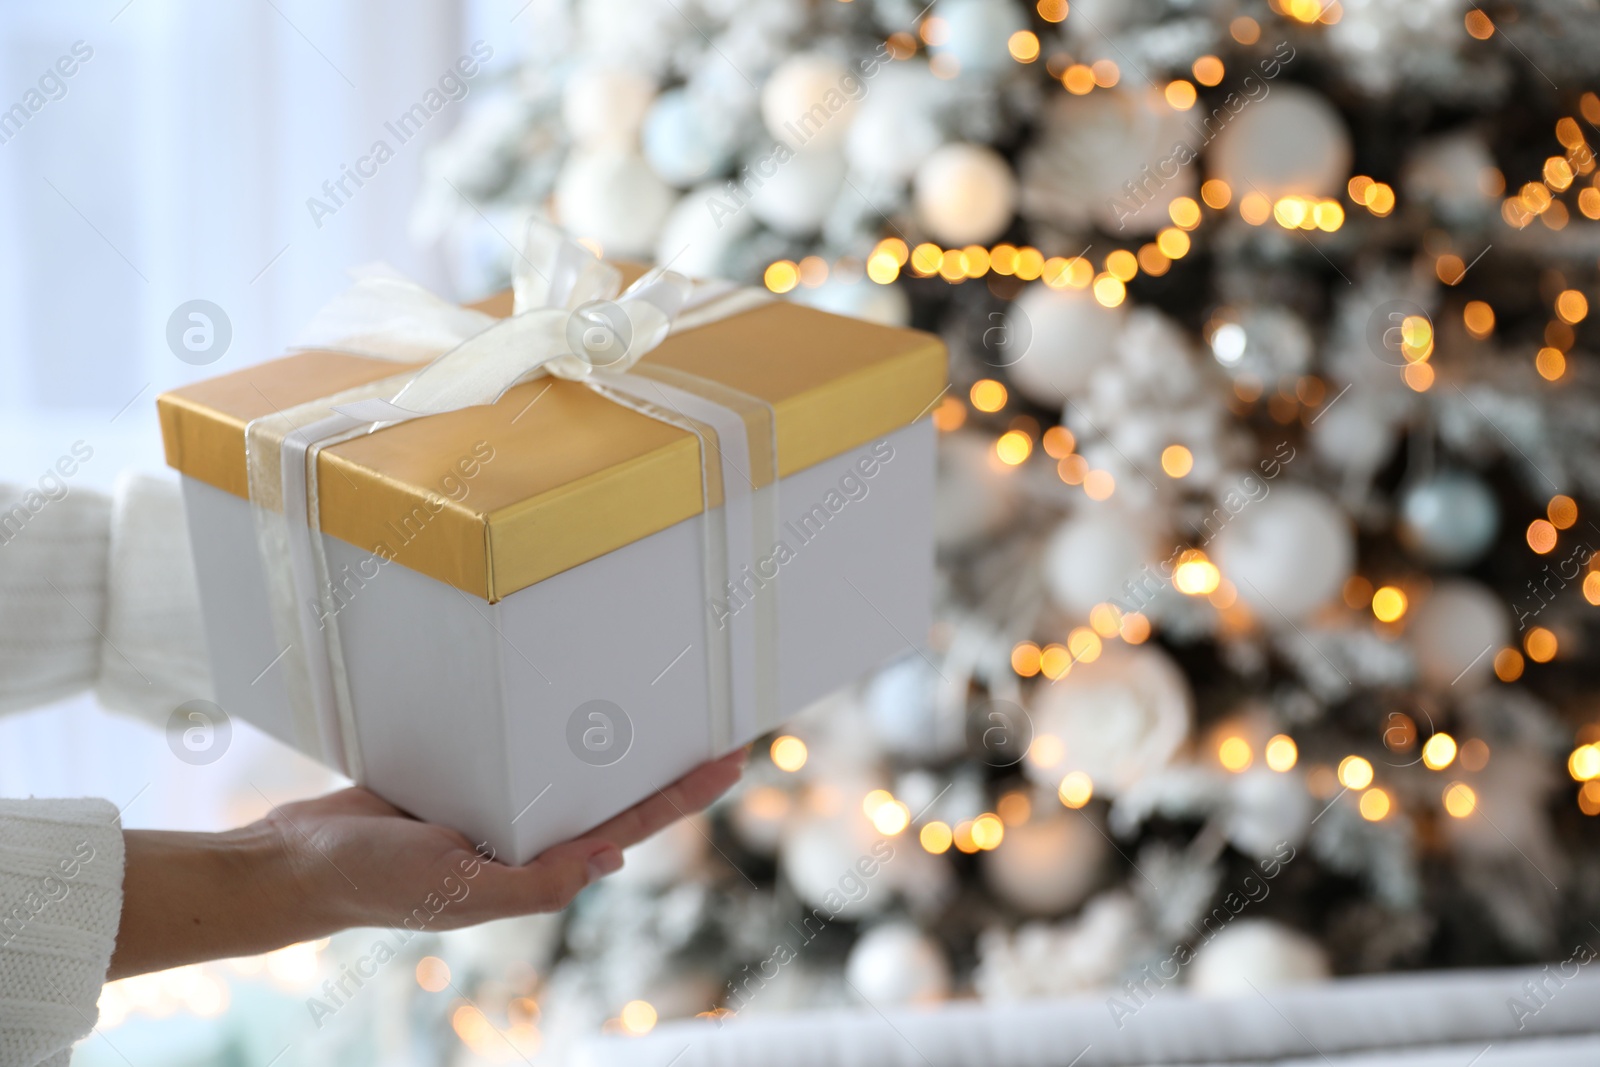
left=412, top=0, right=1600, bottom=1055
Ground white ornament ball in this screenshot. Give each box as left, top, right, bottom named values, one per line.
left=562, top=65, right=656, bottom=150
left=654, top=181, right=754, bottom=280
left=747, top=146, right=845, bottom=237
left=981, top=812, right=1107, bottom=915
left=1043, top=509, right=1161, bottom=617
left=914, top=143, right=1017, bottom=247
left=1005, top=283, right=1127, bottom=404
left=1410, top=580, right=1509, bottom=690
left=1309, top=391, right=1397, bottom=475
left=1209, top=85, right=1351, bottom=199
left=1026, top=643, right=1193, bottom=796
left=781, top=812, right=889, bottom=920
left=1212, top=485, right=1354, bottom=621
left=761, top=53, right=859, bottom=149
left=642, top=89, right=736, bottom=187
left=936, top=431, right=1019, bottom=546
left=554, top=151, right=677, bottom=258
left=1189, top=919, right=1331, bottom=995
left=930, top=0, right=1027, bottom=76
left=846, top=94, right=943, bottom=183
left=845, top=923, right=952, bottom=1005
left=1398, top=472, right=1499, bottom=568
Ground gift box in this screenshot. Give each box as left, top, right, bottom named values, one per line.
left=158, top=236, right=944, bottom=863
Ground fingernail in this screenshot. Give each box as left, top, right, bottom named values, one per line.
left=587, top=847, right=624, bottom=883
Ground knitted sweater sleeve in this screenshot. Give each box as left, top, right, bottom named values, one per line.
left=0, top=472, right=210, bottom=1064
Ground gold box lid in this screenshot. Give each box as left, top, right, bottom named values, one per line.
left=158, top=286, right=946, bottom=601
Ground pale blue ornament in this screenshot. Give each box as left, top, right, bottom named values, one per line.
left=1399, top=471, right=1499, bottom=567
left=642, top=89, right=734, bottom=188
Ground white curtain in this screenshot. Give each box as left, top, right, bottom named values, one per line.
left=0, top=0, right=534, bottom=827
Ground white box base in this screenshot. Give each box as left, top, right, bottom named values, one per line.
left=182, top=421, right=933, bottom=863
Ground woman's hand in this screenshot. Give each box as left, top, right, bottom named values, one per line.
left=108, top=748, right=746, bottom=980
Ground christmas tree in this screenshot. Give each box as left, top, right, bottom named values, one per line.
left=409, top=0, right=1600, bottom=1056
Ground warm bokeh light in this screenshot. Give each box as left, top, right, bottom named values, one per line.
left=1067, top=626, right=1102, bottom=663
left=1460, top=738, right=1491, bottom=771
left=920, top=820, right=954, bottom=853
left=771, top=735, right=808, bottom=771
left=621, top=1000, right=658, bottom=1035
left=1062, top=63, right=1095, bottom=94
left=1008, top=30, right=1040, bottom=62
left=1581, top=781, right=1600, bottom=816
left=1029, top=733, right=1065, bottom=769
left=1192, top=55, right=1224, bottom=86
left=1157, top=226, right=1192, bottom=258
left=416, top=956, right=451, bottom=993
left=1526, top=519, right=1558, bottom=553
left=1536, top=346, right=1566, bottom=381
left=970, top=813, right=1005, bottom=850
left=1092, top=59, right=1120, bottom=87
left=970, top=379, right=1008, bottom=412
left=1012, top=641, right=1042, bottom=677
left=1231, top=15, right=1261, bottom=43
left=871, top=799, right=912, bottom=836
left=1164, top=79, right=1197, bottom=110
left=1338, top=755, right=1375, bottom=790
left=1168, top=197, right=1202, bottom=229
left=1525, top=626, right=1558, bottom=663
left=1569, top=744, right=1600, bottom=781
left=1556, top=289, right=1588, bottom=323
left=1359, top=788, right=1391, bottom=821
left=1494, top=647, right=1525, bottom=682
left=1083, top=469, right=1116, bottom=500
left=1173, top=551, right=1221, bottom=595
left=998, top=790, right=1032, bottom=826
left=1201, top=179, right=1232, bottom=209
left=1463, top=300, right=1495, bottom=338
left=1119, top=611, right=1151, bottom=643
left=1219, top=736, right=1253, bottom=772
left=1161, top=444, right=1194, bottom=477
left=1089, top=602, right=1122, bottom=637
left=1265, top=734, right=1298, bottom=772
left=1548, top=495, right=1577, bottom=529
left=1043, top=425, right=1076, bottom=457
left=1037, top=0, right=1068, bottom=22
left=1058, top=770, right=1094, bottom=808
left=1039, top=643, right=1072, bottom=680
left=1422, top=733, right=1457, bottom=770
left=952, top=820, right=979, bottom=853
left=932, top=395, right=966, bottom=432
left=1464, top=9, right=1494, bottom=38
left=1371, top=585, right=1408, bottom=623
left=996, top=430, right=1033, bottom=465
left=1443, top=781, right=1477, bottom=818
left=1093, top=273, right=1126, bottom=307
left=764, top=261, right=798, bottom=294
left=1239, top=192, right=1273, bottom=225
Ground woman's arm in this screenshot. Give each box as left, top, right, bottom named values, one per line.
left=108, top=747, right=745, bottom=980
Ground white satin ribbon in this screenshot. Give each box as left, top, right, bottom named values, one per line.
left=244, top=220, right=778, bottom=778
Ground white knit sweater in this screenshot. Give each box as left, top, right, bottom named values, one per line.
left=0, top=473, right=210, bottom=1066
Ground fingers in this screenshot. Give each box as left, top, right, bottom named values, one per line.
left=580, top=747, right=747, bottom=852
left=468, top=838, right=624, bottom=917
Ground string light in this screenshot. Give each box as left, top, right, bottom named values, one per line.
left=1568, top=744, right=1600, bottom=781
left=920, top=821, right=954, bottom=853
left=764, top=261, right=799, bottom=293
left=1164, top=79, right=1197, bottom=110
left=1371, top=585, right=1408, bottom=622
left=970, top=379, right=1008, bottom=412
left=1265, top=734, right=1299, bottom=772
left=1494, top=648, right=1525, bottom=681
left=1058, top=771, right=1094, bottom=808
left=996, top=430, right=1033, bottom=465
left=771, top=735, right=807, bottom=771
left=1201, top=179, right=1232, bottom=209
left=970, top=813, right=1005, bottom=849
left=1338, top=755, right=1374, bottom=790
left=1548, top=495, right=1578, bottom=529
left=1443, top=782, right=1477, bottom=818
left=620, top=1000, right=658, bottom=1035
left=1008, top=30, right=1040, bottom=63
left=1359, top=788, right=1391, bottom=821
left=1012, top=641, right=1042, bottom=677
left=1161, top=444, right=1193, bottom=477
left=1527, top=519, right=1558, bottom=553
left=1463, top=300, right=1495, bottom=338
left=1525, top=626, right=1558, bottom=663
left=1219, top=736, right=1253, bottom=772
left=1422, top=733, right=1457, bottom=770
left=1173, top=550, right=1221, bottom=595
